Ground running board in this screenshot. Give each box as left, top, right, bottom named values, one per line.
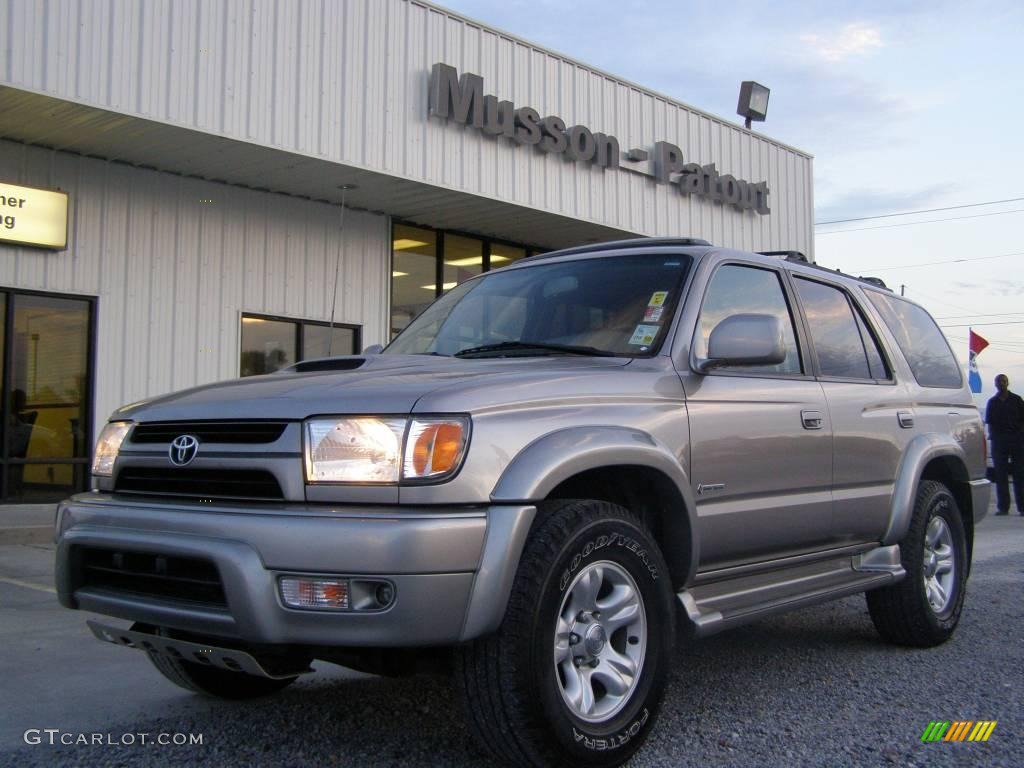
left=87, top=620, right=313, bottom=679
left=678, top=545, right=905, bottom=638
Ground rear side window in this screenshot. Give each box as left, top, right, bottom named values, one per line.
left=866, top=291, right=962, bottom=388
left=794, top=278, right=889, bottom=380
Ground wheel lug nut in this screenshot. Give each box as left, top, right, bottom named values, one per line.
left=573, top=657, right=584, bottom=667
left=569, top=633, right=581, bottom=645
left=577, top=611, right=589, bottom=623
left=589, top=659, right=600, bottom=667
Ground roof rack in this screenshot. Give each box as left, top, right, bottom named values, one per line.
left=759, top=250, right=891, bottom=291
left=856, top=276, right=892, bottom=291
left=525, top=237, right=713, bottom=262
left=758, top=250, right=808, bottom=263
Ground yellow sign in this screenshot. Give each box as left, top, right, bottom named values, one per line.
left=0, top=182, right=68, bottom=249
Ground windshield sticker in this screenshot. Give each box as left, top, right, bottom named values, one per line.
left=643, top=306, right=664, bottom=322
left=629, top=325, right=660, bottom=346
left=648, top=291, right=668, bottom=307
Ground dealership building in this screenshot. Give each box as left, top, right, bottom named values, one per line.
left=0, top=0, right=813, bottom=501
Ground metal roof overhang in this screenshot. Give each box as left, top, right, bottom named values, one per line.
left=0, top=86, right=637, bottom=249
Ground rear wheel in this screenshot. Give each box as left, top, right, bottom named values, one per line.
left=867, top=480, right=968, bottom=647
left=456, top=499, right=675, bottom=767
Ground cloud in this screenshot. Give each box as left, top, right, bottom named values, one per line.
left=814, top=184, right=954, bottom=224
left=800, top=22, right=884, bottom=63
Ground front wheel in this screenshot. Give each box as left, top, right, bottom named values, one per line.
left=867, top=480, right=968, bottom=647
left=456, top=499, right=675, bottom=767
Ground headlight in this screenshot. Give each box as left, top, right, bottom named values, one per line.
left=304, top=416, right=469, bottom=484
left=92, top=422, right=132, bottom=476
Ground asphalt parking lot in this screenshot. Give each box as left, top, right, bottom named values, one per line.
left=0, top=505, right=1020, bottom=768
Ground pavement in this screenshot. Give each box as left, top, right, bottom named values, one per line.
left=0, top=493, right=1021, bottom=767
left=0, top=504, right=56, bottom=545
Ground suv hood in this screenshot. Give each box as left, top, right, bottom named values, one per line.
left=112, top=354, right=633, bottom=422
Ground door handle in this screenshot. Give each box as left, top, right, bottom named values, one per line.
left=897, top=410, right=915, bottom=428
left=801, top=410, right=824, bottom=430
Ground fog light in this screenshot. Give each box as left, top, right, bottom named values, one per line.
left=375, top=582, right=395, bottom=608
left=279, top=577, right=349, bottom=610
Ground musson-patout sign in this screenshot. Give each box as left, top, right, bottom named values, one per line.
left=428, top=62, right=771, bottom=216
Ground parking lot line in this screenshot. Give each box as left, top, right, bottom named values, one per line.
left=0, top=575, right=56, bottom=595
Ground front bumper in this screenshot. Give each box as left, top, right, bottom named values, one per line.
left=55, top=493, right=535, bottom=647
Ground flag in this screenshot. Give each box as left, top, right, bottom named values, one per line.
left=968, top=329, right=989, bottom=394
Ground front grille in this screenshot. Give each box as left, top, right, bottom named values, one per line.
left=129, top=421, right=288, bottom=444
left=114, top=468, right=284, bottom=500
left=78, top=547, right=227, bottom=608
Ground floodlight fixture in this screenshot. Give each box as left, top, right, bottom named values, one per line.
left=737, top=81, right=770, bottom=130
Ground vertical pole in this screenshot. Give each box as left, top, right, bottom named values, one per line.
left=328, top=188, right=348, bottom=357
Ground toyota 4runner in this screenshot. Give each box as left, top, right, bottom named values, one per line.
left=55, top=238, right=990, bottom=767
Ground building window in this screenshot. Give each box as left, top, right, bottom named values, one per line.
left=390, top=222, right=536, bottom=338
left=240, top=314, right=360, bottom=377
left=443, top=234, right=484, bottom=291
left=391, top=224, right=437, bottom=337
left=0, top=289, right=95, bottom=502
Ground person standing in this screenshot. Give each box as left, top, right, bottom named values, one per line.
left=986, top=373, right=1024, bottom=515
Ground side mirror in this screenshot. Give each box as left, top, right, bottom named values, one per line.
left=362, top=344, right=384, bottom=355
left=698, top=313, right=785, bottom=372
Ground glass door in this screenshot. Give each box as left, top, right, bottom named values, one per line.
left=2, top=291, right=93, bottom=502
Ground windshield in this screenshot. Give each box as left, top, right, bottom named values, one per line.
left=385, top=253, right=692, bottom=357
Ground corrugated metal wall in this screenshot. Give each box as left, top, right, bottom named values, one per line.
left=0, top=0, right=814, bottom=255
left=0, top=140, right=390, bottom=436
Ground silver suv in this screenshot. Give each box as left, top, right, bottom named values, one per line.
left=56, top=238, right=989, bottom=767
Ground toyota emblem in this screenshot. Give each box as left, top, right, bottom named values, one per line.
left=169, top=435, right=200, bottom=467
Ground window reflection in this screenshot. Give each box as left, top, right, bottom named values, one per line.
left=392, top=225, right=437, bottom=336
left=303, top=325, right=356, bottom=359
left=867, top=291, right=960, bottom=388
left=489, top=243, right=526, bottom=269
left=443, top=234, right=484, bottom=293
left=5, top=292, right=92, bottom=502
left=794, top=279, right=872, bottom=379
left=389, top=223, right=536, bottom=340
left=240, top=317, right=296, bottom=376
left=240, top=315, right=360, bottom=376
left=696, top=265, right=802, bottom=374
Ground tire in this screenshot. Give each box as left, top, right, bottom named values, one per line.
left=146, top=641, right=298, bottom=700
left=867, top=480, right=968, bottom=647
left=456, top=499, right=675, bottom=768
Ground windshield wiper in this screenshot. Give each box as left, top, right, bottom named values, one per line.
left=454, top=340, right=615, bottom=358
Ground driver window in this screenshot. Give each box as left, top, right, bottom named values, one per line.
left=695, top=264, right=803, bottom=374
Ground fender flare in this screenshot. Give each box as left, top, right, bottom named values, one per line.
left=883, top=433, right=969, bottom=546
left=490, top=426, right=700, bottom=585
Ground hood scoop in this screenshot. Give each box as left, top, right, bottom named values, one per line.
left=286, top=357, right=367, bottom=373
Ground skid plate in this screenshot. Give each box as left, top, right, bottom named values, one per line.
left=87, top=620, right=311, bottom=679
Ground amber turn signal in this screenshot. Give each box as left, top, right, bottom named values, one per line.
left=403, top=418, right=469, bottom=480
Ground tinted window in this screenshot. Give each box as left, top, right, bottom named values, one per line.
left=866, top=291, right=961, bottom=388
left=854, top=309, right=890, bottom=380
left=240, top=315, right=360, bottom=377
left=240, top=317, right=296, bottom=376
left=387, top=254, right=691, bottom=357
left=696, top=264, right=802, bottom=374
left=795, top=278, right=876, bottom=379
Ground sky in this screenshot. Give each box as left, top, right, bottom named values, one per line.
left=437, top=0, right=1024, bottom=406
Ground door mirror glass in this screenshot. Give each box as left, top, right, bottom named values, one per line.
left=701, top=313, right=786, bottom=371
